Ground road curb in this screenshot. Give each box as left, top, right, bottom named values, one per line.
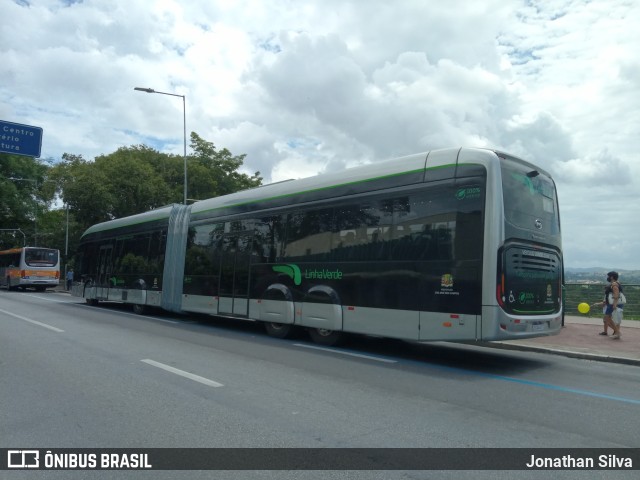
left=481, top=341, right=640, bottom=367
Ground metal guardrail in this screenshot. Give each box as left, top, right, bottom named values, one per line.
left=565, top=283, right=639, bottom=320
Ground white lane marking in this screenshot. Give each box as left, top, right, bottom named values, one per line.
left=141, top=359, right=224, bottom=387
left=293, top=343, right=397, bottom=364
left=0, top=308, right=65, bottom=333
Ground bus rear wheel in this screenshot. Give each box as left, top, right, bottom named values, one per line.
left=132, top=303, right=147, bottom=315
left=264, top=322, right=295, bottom=339
left=308, top=328, right=345, bottom=346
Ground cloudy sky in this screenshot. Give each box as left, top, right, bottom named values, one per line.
left=2, top=0, right=639, bottom=270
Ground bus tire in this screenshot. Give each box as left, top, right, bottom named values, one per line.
left=264, top=322, right=295, bottom=339
left=308, top=328, right=345, bottom=346
left=132, top=303, right=147, bottom=315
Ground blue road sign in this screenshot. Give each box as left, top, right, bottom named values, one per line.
left=0, top=120, right=43, bottom=158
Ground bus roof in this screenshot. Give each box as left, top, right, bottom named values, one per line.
left=81, top=204, right=175, bottom=238
left=80, top=147, right=539, bottom=237
left=190, top=150, right=434, bottom=217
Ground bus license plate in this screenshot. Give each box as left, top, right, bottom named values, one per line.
left=532, top=323, right=545, bottom=331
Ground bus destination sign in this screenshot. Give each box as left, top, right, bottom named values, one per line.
left=0, top=120, right=43, bottom=158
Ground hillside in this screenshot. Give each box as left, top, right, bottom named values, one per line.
left=565, top=268, right=640, bottom=284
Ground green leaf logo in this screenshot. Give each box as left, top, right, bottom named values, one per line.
left=272, top=264, right=302, bottom=286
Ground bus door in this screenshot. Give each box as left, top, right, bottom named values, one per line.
left=218, top=233, right=252, bottom=316
left=96, top=245, right=113, bottom=299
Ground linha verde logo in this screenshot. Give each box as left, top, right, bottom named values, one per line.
left=456, top=187, right=482, bottom=200
left=304, top=268, right=343, bottom=280
left=272, top=264, right=302, bottom=285
left=519, top=291, right=535, bottom=304
left=272, top=264, right=344, bottom=285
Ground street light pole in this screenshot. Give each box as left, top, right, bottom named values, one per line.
left=134, top=87, right=188, bottom=205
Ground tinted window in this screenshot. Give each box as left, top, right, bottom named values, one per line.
left=254, top=215, right=285, bottom=263
left=331, top=204, right=385, bottom=261
left=501, top=157, right=559, bottom=234
left=279, top=185, right=485, bottom=264
left=184, top=222, right=223, bottom=295
left=388, top=192, right=455, bottom=261
left=283, top=208, right=334, bottom=260
left=25, top=248, right=58, bottom=266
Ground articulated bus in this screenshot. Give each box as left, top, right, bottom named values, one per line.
left=0, top=246, right=61, bottom=291
left=72, top=147, right=563, bottom=345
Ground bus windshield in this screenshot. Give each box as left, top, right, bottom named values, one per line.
left=24, top=248, right=59, bottom=267
left=501, top=157, right=560, bottom=235
left=498, top=155, right=562, bottom=317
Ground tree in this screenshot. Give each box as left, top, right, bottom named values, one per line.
left=49, top=153, right=114, bottom=227
left=5, top=133, right=261, bottom=255
left=93, top=146, right=175, bottom=218
left=50, top=147, right=177, bottom=226
left=0, top=153, right=53, bottom=248
left=188, top=132, right=262, bottom=199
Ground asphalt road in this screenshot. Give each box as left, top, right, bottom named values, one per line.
left=1, top=289, right=639, bottom=480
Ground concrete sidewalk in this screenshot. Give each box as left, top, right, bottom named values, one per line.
left=488, top=315, right=640, bottom=366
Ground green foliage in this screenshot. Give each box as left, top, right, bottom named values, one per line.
left=0, top=153, right=54, bottom=248
left=1, top=133, right=262, bottom=260
left=119, top=253, right=149, bottom=274
left=189, top=132, right=262, bottom=199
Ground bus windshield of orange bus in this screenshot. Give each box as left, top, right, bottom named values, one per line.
left=24, top=248, right=59, bottom=266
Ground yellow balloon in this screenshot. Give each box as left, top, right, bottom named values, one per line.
left=578, top=303, right=590, bottom=314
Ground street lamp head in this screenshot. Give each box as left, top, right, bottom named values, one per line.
left=133, top=85, right=187, bottom=205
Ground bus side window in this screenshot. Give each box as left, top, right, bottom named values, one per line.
left=283, top=209, right=334, bottom=261
left=254, top=215, right=285, bottom=263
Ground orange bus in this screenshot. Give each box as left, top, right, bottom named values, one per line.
left=0, top=246, right=60, bottom=291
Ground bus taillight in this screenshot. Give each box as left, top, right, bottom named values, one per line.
left=496, top=273, right=505, bottom=307
left=20, top=270, right=26, bottom=278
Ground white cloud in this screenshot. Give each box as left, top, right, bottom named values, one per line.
left=2, top=0, right=639, bottom=268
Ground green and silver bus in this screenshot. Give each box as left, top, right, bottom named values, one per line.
left=72, top=148, right=563, bottom=344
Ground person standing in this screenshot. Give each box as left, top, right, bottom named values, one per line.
left=603, top=271, right=624, bottom=339
left=66, top=268, right=74, bottom=291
